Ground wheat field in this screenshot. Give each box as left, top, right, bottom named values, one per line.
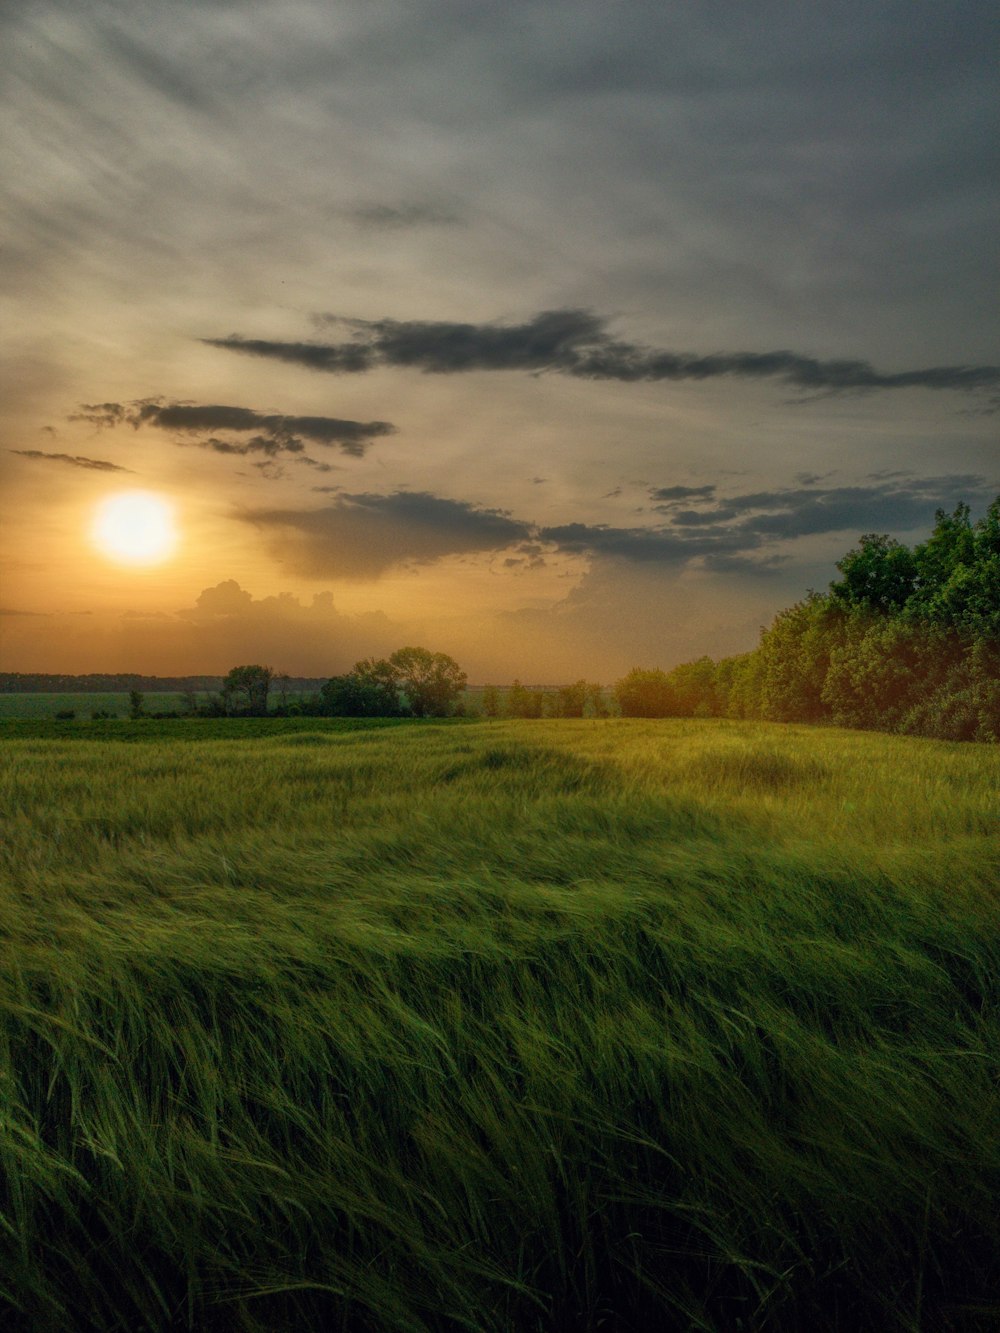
left=1, top=718, right=997, bottom=1331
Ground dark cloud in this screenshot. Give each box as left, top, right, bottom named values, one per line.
left=547, top=475, right=998, bottom=567
left=10, top=449, right=133, bottom=472
left=71, top=399, right=395, bottom=459
left=538, top=520, right=761, bottom=568
left=205, top=309, right=1000, bottom=397
left=241, top=476, right=998, bottom=580
left=649, top=484, right=717, bottom=504
left=242, top=491, right=533, bottom=577
left=671, top=476, right=998, bottom=543
left=69, top=404, right=129, bottom=429
left=346, top=202, right=461, bottom=229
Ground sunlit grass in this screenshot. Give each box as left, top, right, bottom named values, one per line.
left=0, top=719, right=997, bottom=1331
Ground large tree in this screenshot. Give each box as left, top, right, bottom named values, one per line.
left=222, top=664, right=275, bottom=716
left=388, top=647, right=467, bottom=717
left=321, top=648, right=467, bottom=717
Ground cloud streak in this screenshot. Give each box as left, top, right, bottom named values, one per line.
left=10, top=449, right=133, bottom=472
left=204, top=309, right=1000, bottom=396
left=70, top=399, right=396, bottom=460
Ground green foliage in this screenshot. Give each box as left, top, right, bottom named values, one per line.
left=322, top=649, right=467, bottom=719
left=322, top=658, right=404, bottom=717
left=0, top=720, right=998, bottom=1331
left=221, top=664, right=275, bottom=716
left=828, top=533, right=917, bottom=613
left=553, top=678, right=588, bottom=718
left=127, top=688, right=144, bottom=720
left=614, top=667, right=678, bottom=717
left=480, top=685, right=501, bottom=718
left=506, top=679, right=546, bottom=718
left=389, top=646, right=467, bottom=718
left=613, top=498, right=999, bottom=741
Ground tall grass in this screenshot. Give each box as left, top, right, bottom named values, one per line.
left=0, top=719, right=997, bottom=1331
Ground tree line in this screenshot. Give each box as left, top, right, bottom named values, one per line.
left=614, top=500, right=999, bottom=742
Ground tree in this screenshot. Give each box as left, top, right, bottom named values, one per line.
left=481, top=685, right=501, bottom=718
left=586, top=683, right=610, bottom=718
left=127, top=689, right=144, bottom=720
left=614, top=668, right=678, bottom=717
left=388, top=647, right=467, bottom=717
left=828, top=534, right=917, bottom=614
left=321, top=662, right=402, bottom=717
left=553, top=680, right=588, bottom=718
left=506, top=679, right=544, bottom=718
left=320, top=648, right=467, bottom=718
left=222, top=664, right=275, bottom=716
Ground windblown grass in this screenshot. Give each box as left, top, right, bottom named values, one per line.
left=0, top=719, right=997, bottom=1331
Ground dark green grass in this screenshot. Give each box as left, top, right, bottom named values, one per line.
left=0, top=720, right=997, bottom=1331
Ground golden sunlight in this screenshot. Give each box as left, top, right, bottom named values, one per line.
left=90, top=491, right=178, bottom=566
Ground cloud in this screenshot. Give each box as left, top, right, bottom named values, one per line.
left=242, top=491, right=533, bottom=577
left=10, top=449, right=133, bottom=472
left=71, top=399, right=395, bottom=458
left=346, top=202, right=462, bottom=229
left=240, top=476, right=998, bottom=581
left=660, top=476, right=998, bottom=544
left=0, top=581, right=407, bottom=676
left=649, top=484, right=717, bottom=503
left=205, top=309, right=1000, bottom=397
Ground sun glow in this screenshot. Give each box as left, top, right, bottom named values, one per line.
left=91, top=491, right=178, bottom=565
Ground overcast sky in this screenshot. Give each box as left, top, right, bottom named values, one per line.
left=2, top=0, right=997, bottom=681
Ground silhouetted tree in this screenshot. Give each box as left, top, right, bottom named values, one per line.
left=389, top=647, right=467, bottom=717
left=222, top=664, right=274, bottom=716
left=321, top=664, right=403, bottom=716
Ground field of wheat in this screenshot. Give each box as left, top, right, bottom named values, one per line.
left=0, top=718, right=997, bottom=1331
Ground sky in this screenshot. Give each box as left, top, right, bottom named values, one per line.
left=1, top=0, right=997, bottom=683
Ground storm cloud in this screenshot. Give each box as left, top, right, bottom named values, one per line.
left=242, top=491, right=533, bottom=577
left=71, top=400, right=396, bottom=459
left=206, top=309, right=1000, bottom=397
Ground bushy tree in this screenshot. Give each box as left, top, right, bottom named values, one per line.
left=506, top=680, right=545, bottom=718
left=480, top=685, right=501, bottom=718
left=829, top=533, right=917, bottom=614
left=614, top=668, right=678, bottom=717
left=389, top=647, right=467, bottom=717
left=321, top=648, right=467, bottom=718
left=553, top=680, right=588, bottom=718
left=222, top=665, right=275, bottom=716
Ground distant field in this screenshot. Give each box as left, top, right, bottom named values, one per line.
left=0, top=691, right=192, bottom=718
left=0, top=686, right=563, bottom=719
left=0, top=690, right=324, bottom=718
left=0, top=719, right=997, bottom=1332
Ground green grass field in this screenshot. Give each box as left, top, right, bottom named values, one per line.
left=0, top=719, right=997, bottom=1331
left=0, top=692, right=195, bottom=719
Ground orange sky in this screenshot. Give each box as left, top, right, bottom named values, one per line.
left=2, top=2, right=997, bottom=682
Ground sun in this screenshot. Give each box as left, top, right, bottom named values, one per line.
left=91, top=491, right=178, bottom=566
